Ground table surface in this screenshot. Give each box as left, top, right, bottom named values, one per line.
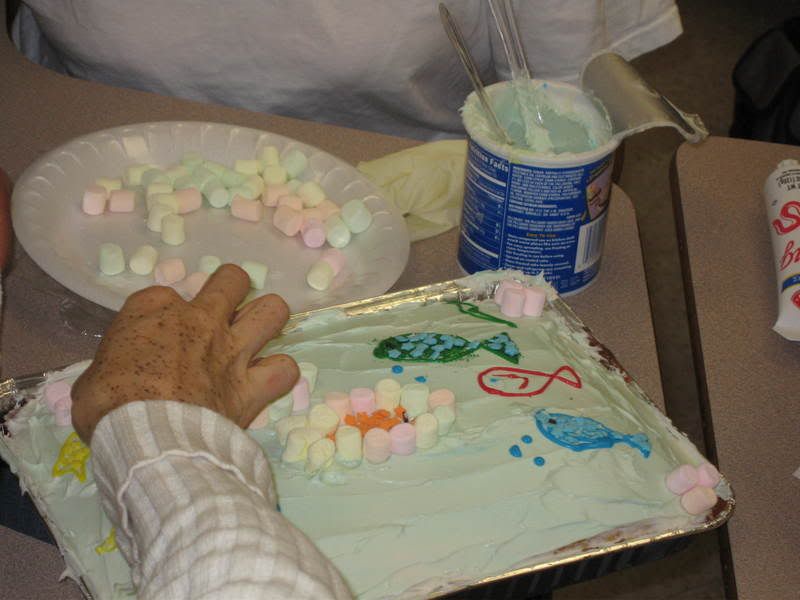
left=0, top=11, right=667, bottom=598
left=674, top=136, right=800, bottom=600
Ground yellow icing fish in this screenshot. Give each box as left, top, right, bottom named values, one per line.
left=52, top=432, right=90, bottom=482
left=95, top=528, right=117, bottom=555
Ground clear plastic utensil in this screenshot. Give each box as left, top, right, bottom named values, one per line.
left=439, top=3, right=514, bottom=146
left=487, top=0, right=530, bottom=80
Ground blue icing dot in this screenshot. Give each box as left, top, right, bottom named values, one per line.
left=467, top=341, right=480, bottom=350
left=533, top=456, right=545, bottom=466
left=521, top=435, right=532, bottom=444
left=505, top=345, right=520, bottom=356
left=395, top=335, right=408, bottom=342
left=430, top=351, right=441, bottom=360
left=453, top=338, right=466, bottom=347
left=387, top=349, right=401, bottom=359
left=415, top=375, right=427, bottom=383
left=442, top=340, right=454, bottom=349
left=392, top=365, right=404, bottom=374
left=423, top=335, right=438, bottom=346
left=488, top=343, right=502, bottom=350
left=509, top=444, right=522, bottom=458
left=431, top=344, right=446, bottom=352
left=400, top=342, right=415, bottom=351
left=490, top=377, right=499, bottom=383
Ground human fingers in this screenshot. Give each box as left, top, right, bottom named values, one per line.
left=191, top=263, right=250, bottom=322
left=231, top=293, right=290, bottom=357
left=238, top=354, right=299, bottom=427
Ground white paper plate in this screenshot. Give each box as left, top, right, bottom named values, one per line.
left=12, top=121, right=410, bottom=312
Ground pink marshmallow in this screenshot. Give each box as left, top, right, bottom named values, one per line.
left=54, top=408, right=73, bottom=427
left=263, top=183, right=291, bottom=207
left=665, top=464, right=699, bottom=495
left=350, top=387, right=376, bottom=415
left=277, top=194, right=303, bottom=211
left=54, top=395, right=72, bottom=413
left=427, top=388, right=455, bottom=411
left=317, top=198, right=341, bottom=220
left=320, top=248, right=346, bottom=276
left=696, top=462, right=721, bottom=488
left=523, top=286, right=547, bottom=317
left=108, top=188, right=136, bottom=213
left=44, top=381, right=72, bottom=411
left=389, top=422, right=416, bottom=456
left=154, top=258, right=186, bottom=286
left=230, top=196, right=264, bottom=222
left=363, top=427, right=392, bottom=464
left=499, top=287, right=525, bottom=318
left=324, top=391, right=352, bottom=422
left=273, top=205, right=303, bottom=236
left=82, top=184, right=107, bottom=215
left=291, top=377, right=310, bottom=413
left=494, top=279, right=524, bottom=305
left=301, top=218, right=326, bottom=248
left=175, top=187, right=202, bottom=214
left=680, top=485, right=718, bottom=515
left=174, top=271, right=209, bottom=300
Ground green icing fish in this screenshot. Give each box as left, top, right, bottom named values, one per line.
left=373, top=332, right=520, bottom=364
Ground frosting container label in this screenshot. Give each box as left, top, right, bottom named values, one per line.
left=458, top=138, right=614, bottom=294
left=764, top=159, right=800, bottom=340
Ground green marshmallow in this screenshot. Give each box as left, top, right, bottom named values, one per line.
left=204, top=160, right=227, bottom=177
left=341, top=199, right=373, bottom=234
left=221, top=168, right=246, bottom=188
left=173, top=174, right=196, bottom=190
left=205, top=182, right=231, bottom=208
left=281, top=149, right=308, bottom=179
left=198, top=255, right=222, bottom=274
left=241, top=260, right=269, bottom=290
left=181, top=151, right=204, bottom=170
left=325, top=215, right=352, bottom=248
left=98, top=243, right=125, bottom=276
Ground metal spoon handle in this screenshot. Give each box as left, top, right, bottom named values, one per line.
left=439, top=3, right=513, bottom=145
left=488, top=0, right=531, bottom=80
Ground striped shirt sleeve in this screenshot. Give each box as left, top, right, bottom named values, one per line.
left=90, top=400, right=352, bottom=600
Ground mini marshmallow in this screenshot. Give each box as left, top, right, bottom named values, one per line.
left=523, top=286, right=547, bottom=317
left=494, top=279, right=524, bottom=304
left=363, top=428, right=392, bottom=464
left=276, top=414, right=308, bottom=445
left=317, top=198, right=341, bottom=220
left=205, top=182, right=231, bottom=209
left=680, top=486, right=718, bottom=515
left=141, top=168, right=169, bottom=188
left=173, top=174, right=196, bottom=190
left=301, top=218, right=326, bottom=248
left=192, top=167, right=217, bottom=190
left=306, top=438, right=336, bottom=474
left=281, top=149, right=308, bottom=179
left=146, top=192, right=178, bottom=213
left=248, top=406, right=271, bottom=430
left=268, top=394, right=293, bottom=422
left=175, top=187, right=202, bottom=214
left=82, top=185, right=107, bottom=215
left=164, top=165, right=191, bottom=183
left=203, top=161, right=227, bottom=176
left=291, top=377, right=310, bottom=413
left=174, top=271, right=209, bottom=300
left=262, top=165, right=288, bottom=185
left=54, top=402, right=73, bottom=427
left=306, top=260, right=335, bottom=291
left=665, top=464, right=699, bottom=495
left=298, top=362, right=318, bottom=392
left=98, top=243, right=125, bottom=275
left=427, top=388, right=455, bottom=411
left=374, top=379, right=402, bottom=411
left=400, top=383, right=429, bottom=419
left=161, top=214, right=186, bottom=246
left=308, top=403, right=340, bottom=436
left=696, top=462, right=721, bottom=488
left=390, top=422, right=416, bottom=456
left=235, top=159, right=262, bottom=176
left=231, top=196, right=264, bottom=222
left=341, top=199, right=373, bottom=234
left=222, top=169, right=247, bottom=189
left=303, top=207, right=325, bottom=222
left=432, top=405, right=456, bottom=435
left=44, top=380, right=71, bottom=411
left=335, top=425, right=363, bottom=465
left=320, top=248, right=346, bottom=275
left=128, top=244, right=158, bottom=276
left=263, top=183, right=291, bottom=207
left=259, top=145, right=280, bottom=168
left=154, top=258, right=186, bottom=285
left=273, top=205, right=304, bottom=236
left=350, top=388, right=376, bottom=415
left=324, top=391, right=352, bottom=422
left=243, top=174, right=265, bottom=197
left=95, top=177, right=122, bottom=194
left=298, top=181, right=325, bottom=207
left=108, top=188, right=136, bottom=213
left=181, top=151, right=204, bottom=170
left=146, top=181, right=173, bottom=198
left=500, top=287, right=525, bottom=318
left=283, top=427, right=323, bottom=463
left=229, top=185, right=259, bottom=201
left=325, top=215, right=352, bottom=248
left=277, top=194, right=304, bottom=211
left=125, top=164, right=151, bottom=187
left=415, top=413, right=439, bottom=449
left=287, top=179, right=302, bottom=193
left=198, top=255, right=222, bottom=274
left=241, top=260, right=269, bottom=289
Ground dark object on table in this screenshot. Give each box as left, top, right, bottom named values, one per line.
left=731, top=17, right=800, bottom=145
left=0, top=462, right=54, bottom=544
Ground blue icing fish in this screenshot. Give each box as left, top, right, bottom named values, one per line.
left=534, top=409, right=651, bottom=458
left=374, top=332, right=520, bottom=364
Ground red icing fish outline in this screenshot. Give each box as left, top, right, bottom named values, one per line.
left=478, top=365, right=582, bottom=397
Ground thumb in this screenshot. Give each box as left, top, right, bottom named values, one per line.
left=239, top=354, right=299, bottom=427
